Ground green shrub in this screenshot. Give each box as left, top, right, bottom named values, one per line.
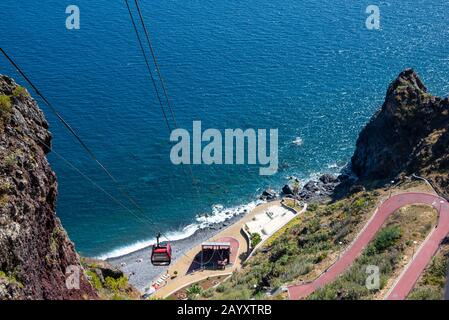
left=422, top=255, right=448, bottom=287
left=352, top=197, right=368, bottom=211
left=308, top=217, right=321, bottom=233
left=85, top=270, right=102, bottom=291
left=186, top=284, right=203, bottom=300
left=201, top=288, right=214, bottom=298
left=408, top=287, right=442, bottom=300
left=104, top=276, right=128, bottom=293
left=250, top=232, right=262, bottom=247
left=0, top=180, right=12, bottom=193
left=111, top=293, right=126, bottom=300
left=0, top=94, right=12, bottom=120
left=366, top=225, right=402, bottom=255
left=279, top=259, right=312, bottom=282
left=215, top=284, right=226, bottom=293
left=12, top=86, right=28, bottom=98
left=3, top=153, right=17, bottom=170
left=218, top=286, right=252, bottom=300
left=0, top=271, right=23, bottom=288
left=0, top=194, right=9, bottom=207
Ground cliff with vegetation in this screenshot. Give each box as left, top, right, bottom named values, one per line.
left=1, top=68, right=447, bottom=300
left=0, top=75, right=140, bottom=300
left=205, top=70, right=448, bottom=300
left=0, top=75, right=98, bottom=299
left=351, top=69, right=449, bottom=197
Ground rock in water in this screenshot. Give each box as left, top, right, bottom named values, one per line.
left=319, top=174, right=337, bottom=184
left=260, top=188, right=278, bottom=201
left=0, top=75, right=98, bottom=300
left=282, top=184, right=294, bottom=195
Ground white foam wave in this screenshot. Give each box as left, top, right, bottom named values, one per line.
left=96, top=224, right=199, bottom=260
left=292, top=136, right=304, bottom=146
left=96, top=200, right=263, bottom=260
left=195, top=200, right=262, bottom=228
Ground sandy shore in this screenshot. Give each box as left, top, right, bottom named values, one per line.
left=106, top=207, right=256, bottom=292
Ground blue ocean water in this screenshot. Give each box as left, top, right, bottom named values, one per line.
left=0, top=0, right=448, bottom=257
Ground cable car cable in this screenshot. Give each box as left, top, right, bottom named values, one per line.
left=133, top=0, right=177, bottom=127
left=128, top=2, right=220, bottom=268
left=16, top=133, right=157, bottom=231
left=130, top=0, right=204, bottom=202
left=0, top=47, right=180, bottom=252
left=124, top=0, right=172, bottom=132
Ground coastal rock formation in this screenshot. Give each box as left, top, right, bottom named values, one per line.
left=282, top=184, right=294, bottom=195
left=351, top=69, right=449, bottom=197
left=260, top=188, right=278, bottom=201
left=295, top=174, right=343, bottom=202
left=0, top=75, right=97, bottom=299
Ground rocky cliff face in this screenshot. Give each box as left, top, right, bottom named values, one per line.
left=0, top=75, right=97, bottom=299
left=351, top=69, right=449, bottom=197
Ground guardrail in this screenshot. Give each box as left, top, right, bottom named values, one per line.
left=411, top=173, right=449, bottom=201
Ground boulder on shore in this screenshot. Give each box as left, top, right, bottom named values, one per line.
left=260, top=188, right=278, bottom=201
left=282, top=184, right=294, bottom=195
left=296, top=174, right=341, bottom=202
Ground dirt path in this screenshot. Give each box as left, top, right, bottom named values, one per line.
left=288, top=193, right=449, bottom=300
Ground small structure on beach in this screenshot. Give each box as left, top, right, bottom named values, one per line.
left=186, top=237, right=239, bottom=274
left=201, top=241, right=231, bottom=270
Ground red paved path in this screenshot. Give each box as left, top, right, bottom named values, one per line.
left=288, top=193, right=449, bottom=300
left=218, top=236, right=240, bottom=265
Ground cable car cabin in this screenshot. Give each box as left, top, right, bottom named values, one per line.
left=151, top=234, right=172, bottom=266
left=151, top=243, right=172, bottom=266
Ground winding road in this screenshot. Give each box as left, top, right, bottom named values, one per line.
left=288, top=193, right=449, bottom=300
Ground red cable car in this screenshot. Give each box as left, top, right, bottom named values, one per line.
left=151, top=234, right=172, bottom=266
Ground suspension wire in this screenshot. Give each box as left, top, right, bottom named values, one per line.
left=1, top=47, right=209, bottom=267
left=0, top=47, right=180, bottom=247
left=4, top=1, right=214, bottom=265
left=126, top=0, right=205, bottom=214
left=130, top=0, right=204, bottom=192
left=23, top=135, right=158, bottom=232
left=126, top=0, right=198, bottom=184
left=133, top=0, right=177, bottom=128
left=124, top=0, right=172, bottom=132
left=129, top=2, right=215, bottom=262
left=20, top=130, right=209, bottom=267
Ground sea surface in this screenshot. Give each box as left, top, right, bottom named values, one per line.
left=1, top=0, right=448, bottom=258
